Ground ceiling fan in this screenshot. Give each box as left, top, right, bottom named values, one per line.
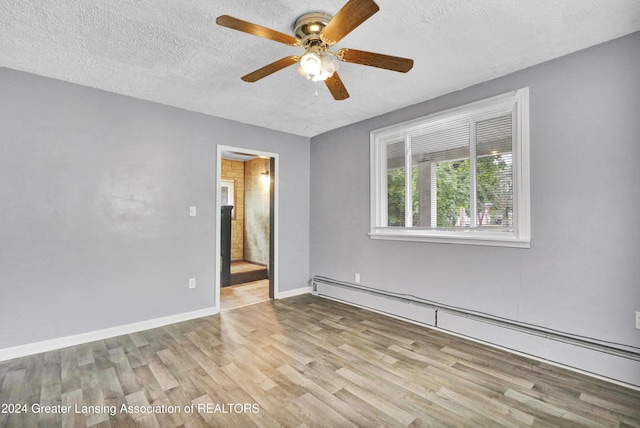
left=216, top=0, right=414, bottom=100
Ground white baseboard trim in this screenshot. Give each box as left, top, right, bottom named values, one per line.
left=0, top=307, right=218, bottom=362
left=276, top=286, right=311, bottom=300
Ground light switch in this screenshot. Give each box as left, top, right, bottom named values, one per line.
left=189, top=206, right=197, bottom=217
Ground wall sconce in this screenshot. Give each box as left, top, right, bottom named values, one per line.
left=260, top=171, right=270, bottom=183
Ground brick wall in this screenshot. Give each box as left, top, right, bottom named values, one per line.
left=221, top=159, right=244, bottom=261
left=243, top=158, right=270, bottom=265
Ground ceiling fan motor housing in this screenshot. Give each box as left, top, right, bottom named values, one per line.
left=294, top=12, right=333, bottom=45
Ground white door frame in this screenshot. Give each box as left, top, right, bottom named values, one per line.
left=215, top=144, right=279, bottom=312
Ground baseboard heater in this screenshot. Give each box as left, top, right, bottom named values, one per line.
left=311, top=275, right=640, bottom=364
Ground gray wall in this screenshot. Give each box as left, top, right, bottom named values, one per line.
left=0, top=68, right=310, bottom=349
left=311, top=33, right=640, bottom=379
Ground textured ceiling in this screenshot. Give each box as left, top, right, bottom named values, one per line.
left=1, top=0, right=639, bottom=137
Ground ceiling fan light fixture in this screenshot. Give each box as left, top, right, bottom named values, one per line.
left=321, top=54, right=339, bottom=75
left=299, top=50, right=339, bottom=82
left=300, top=51, right=322, bottom=76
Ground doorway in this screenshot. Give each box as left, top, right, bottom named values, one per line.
left=216, top=145, right=277, bottom=312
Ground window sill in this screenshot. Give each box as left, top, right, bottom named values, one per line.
left=369, top=229, right=531, bottom=248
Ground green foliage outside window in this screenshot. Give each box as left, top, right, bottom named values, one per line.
left=388, top=155, right=511, bottom=228
left=436, top=160, right=470, bottom=227
left=437, top=155, right=511, bottom=227
left=387, top=167, right=419, bottom=226
left=387, top=168, right=405, bottom=226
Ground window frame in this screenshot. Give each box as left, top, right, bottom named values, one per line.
left=369, top=88, right=530, bottom=248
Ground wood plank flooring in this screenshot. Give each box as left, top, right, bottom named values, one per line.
left=1, top=295, right=639, bottom=427
left=220, top=279, right=270, bottom=311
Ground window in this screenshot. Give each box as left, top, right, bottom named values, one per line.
left=221, top=179, right=236, bottom=218
left=370, top=88, right=530, bottom=247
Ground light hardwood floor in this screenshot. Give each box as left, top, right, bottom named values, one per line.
left=1, top=295, right=639, bottom=427
left=220, top=279, right=270, bottom=311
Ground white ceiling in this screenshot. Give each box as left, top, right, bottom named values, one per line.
left=1, top=1, right=639, bottom=138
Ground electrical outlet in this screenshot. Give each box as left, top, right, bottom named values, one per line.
left=636, top=311, right=640, bottom=330
left=354, top=273, right=361, bottom=283
left=189, top=278, right=196, bottom=289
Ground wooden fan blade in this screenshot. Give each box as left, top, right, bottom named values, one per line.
left=321, top=0, right=379, bottom=45
left=337, top=48, right=414, bottom=73
left=324, top=73, right=350, bottom=100
left=216, top=15, right=300, bottom=46
left=241, top=56, right=300, bottom=82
